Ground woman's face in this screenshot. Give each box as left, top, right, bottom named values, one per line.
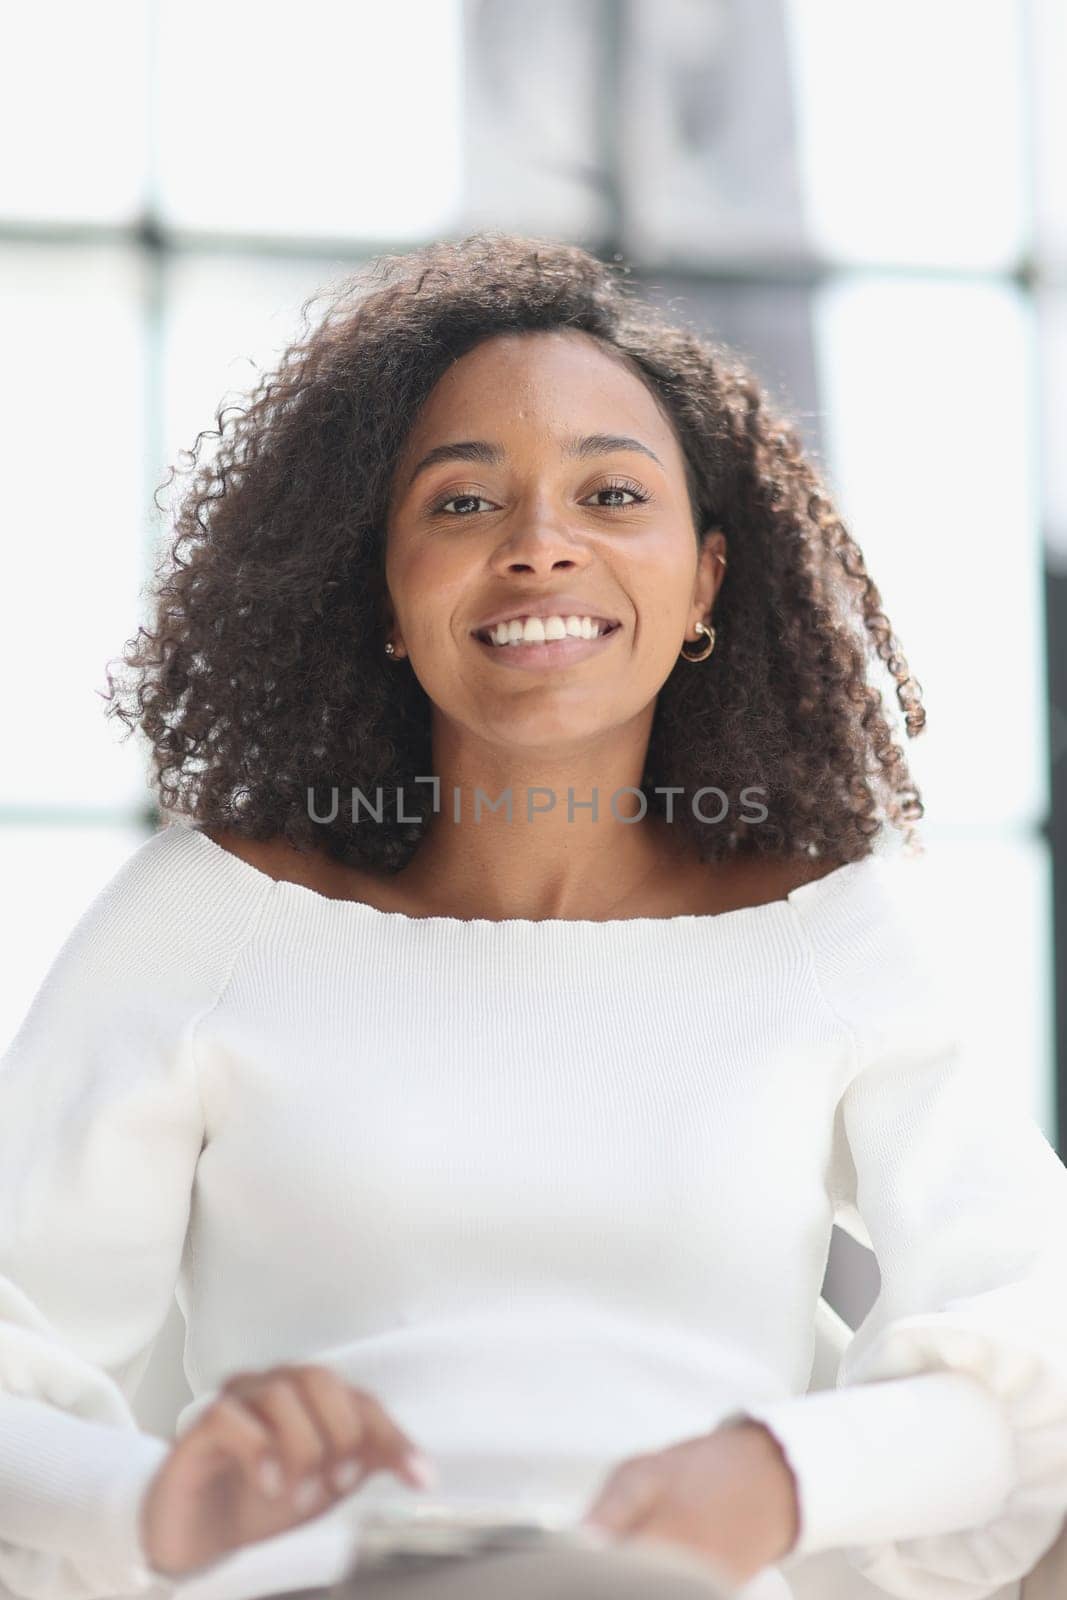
left=384, top=328, right=724, bottom=756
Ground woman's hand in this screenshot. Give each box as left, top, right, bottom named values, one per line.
left=579, top=1420, right=800, bottom=1586
left=139, top=1364, right=436, bottom=1580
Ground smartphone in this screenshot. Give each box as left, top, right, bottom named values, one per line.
left=334, top=1499, right=612, bottom=1582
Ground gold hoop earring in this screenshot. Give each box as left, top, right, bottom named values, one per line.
left=679, top=622, right=716, bottom=663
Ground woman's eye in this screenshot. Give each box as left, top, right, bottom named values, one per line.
left=587, top=483, right=648, bottom=508
left=429, top=480, right=650, bottom=516
left=433, top=493, right=493, bottom=516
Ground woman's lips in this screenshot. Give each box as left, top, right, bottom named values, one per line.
left=473, top=622, right=622, bottom=670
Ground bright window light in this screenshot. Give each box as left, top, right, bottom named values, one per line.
left=783, top=0, right=1027, bottom=267
left=155, top=0, right=464, bottom=240
left=813, top=274, right=1046, bottom=831
left=0, top=0, right=149, bottom=223
left=0, top=245, right=152, bottom=811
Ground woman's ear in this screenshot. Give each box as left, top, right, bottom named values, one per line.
left=695, top=525, right=728, bottom=615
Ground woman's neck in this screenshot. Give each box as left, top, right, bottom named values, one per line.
left=386, top=808, right=691, bottom=923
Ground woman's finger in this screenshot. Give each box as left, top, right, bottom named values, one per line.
left=195, top=1394, right=286, bottom=1499
left=221, top=1368, right=435, bottom=1499
left=282, top=1368, right=379, bottom=1494
left=222, top=1371, right=330, bottom=1494
left=344, top=1386, right=436, bottom=1489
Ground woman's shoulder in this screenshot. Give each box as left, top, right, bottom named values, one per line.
left=781, top=844, right=948, bottom=1028
left=686, top=846, right=855, bottom=920
left=7, top=824, right=275, bottom=1044
left=191, top=823, right=389, bottom=908
left=745, top=849, right=850, bottom=901
left=780, top=842, right=920, bottom=929
left=193, top=823, right=330, bottom=884
left=114, top=821, right=278, bottom=942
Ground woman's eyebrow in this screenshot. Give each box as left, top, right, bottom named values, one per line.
left=403, top=433, right=664, bottom=491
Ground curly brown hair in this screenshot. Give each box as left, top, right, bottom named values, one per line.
left=102, top=230, right=926, bottom=874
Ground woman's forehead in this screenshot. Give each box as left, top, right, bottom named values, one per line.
left=400, top=338, right=675, bottom=463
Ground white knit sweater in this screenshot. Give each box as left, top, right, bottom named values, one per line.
left=2, top=821, right=1067, bottom=1600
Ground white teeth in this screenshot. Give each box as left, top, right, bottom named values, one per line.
left=485, top=614, right=610, bottom=647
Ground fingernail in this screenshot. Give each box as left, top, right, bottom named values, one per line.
left=402, top=1450, right=437, bottom=1490
left=293, top=1475, right=322, bottom=1513
left=258, top=1458, right=285, bottom=1499
left=332, top=1460, right=365, bottom=1494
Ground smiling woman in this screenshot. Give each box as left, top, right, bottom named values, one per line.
left=99, top=230, right=925, bottom=888
left=5, top=231, right=1067, bottom=1600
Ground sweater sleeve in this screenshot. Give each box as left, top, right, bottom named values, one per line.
left=0, top=824, right=270, bottom=1600
left=728, top=853, right=1067, bottom=1600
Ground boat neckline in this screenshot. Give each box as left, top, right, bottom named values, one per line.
left=180, top=821, right=870, bottom=932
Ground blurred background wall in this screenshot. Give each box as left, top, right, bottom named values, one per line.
left=1, top=0, right=1065, bottom=1355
